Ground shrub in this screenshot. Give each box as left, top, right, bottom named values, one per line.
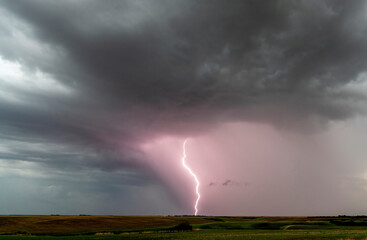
left=170, top=221, right=193, bottom=231
left=251, top=222, right=284, bottom=230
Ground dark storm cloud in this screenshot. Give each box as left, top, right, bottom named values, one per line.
left=209, top=182, right=218, bottom=186
left=2, top=0, right=367, bottom=128
left=0, top=3, right=362, bottom=141
left=209, top=180, right=248, bottom=187
left=222, top=180, right=244, bottom=187
left=1, top=0, right=367, bottom=213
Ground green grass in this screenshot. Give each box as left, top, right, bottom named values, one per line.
left=1, top=216, right=367, bottom=239
left=2, top=230, right=367, bottom=240
left=194, top=220, right=335, bottom=230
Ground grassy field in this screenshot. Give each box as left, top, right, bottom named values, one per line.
left=1, top=215, right=367, bottom=239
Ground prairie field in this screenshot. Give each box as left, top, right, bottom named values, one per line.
left=1, top=215, right=367, bottom=239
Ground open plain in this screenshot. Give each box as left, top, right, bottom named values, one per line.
left=1, top=215, right=367, bottom=239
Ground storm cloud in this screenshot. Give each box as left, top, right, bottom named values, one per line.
left=1, top=0, right=367, bottom=215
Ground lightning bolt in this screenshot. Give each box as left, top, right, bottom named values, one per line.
left=181, top=139, right=200, bottom=216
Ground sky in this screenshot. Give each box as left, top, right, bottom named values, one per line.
left=1, top=0, right=367, bottom=216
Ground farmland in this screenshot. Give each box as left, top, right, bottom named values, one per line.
left=1, top=215, right=367, bottom=239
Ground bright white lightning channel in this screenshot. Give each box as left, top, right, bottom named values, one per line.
left=181, top=139, right=200, bottom=216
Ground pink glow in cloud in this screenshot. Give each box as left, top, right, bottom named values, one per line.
left=138, top=121, right=364, bottom=216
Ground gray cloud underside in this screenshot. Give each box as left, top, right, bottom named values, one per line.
left=2, top=0, right=367, bottom=123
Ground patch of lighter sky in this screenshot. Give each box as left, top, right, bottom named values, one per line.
left=0, top=159, right=49, bottom=179
left=338, top=72, right=367, bottom=95
left=0, top=56, right=73, bottom=103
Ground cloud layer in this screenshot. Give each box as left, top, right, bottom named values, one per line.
left=1, top=0, right=367, bottom=215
